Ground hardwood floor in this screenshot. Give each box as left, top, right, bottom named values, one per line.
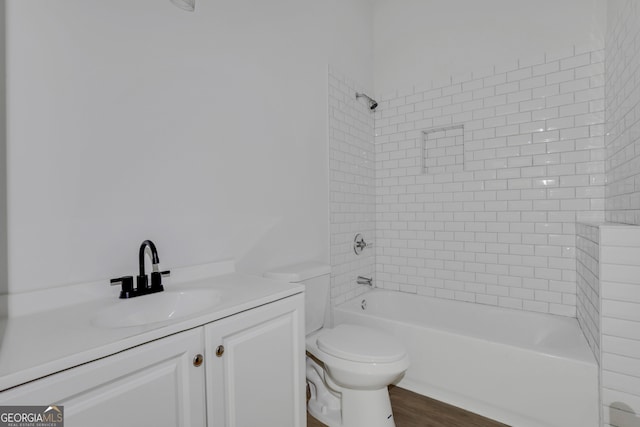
left=306, top=386, right=509, bottom=427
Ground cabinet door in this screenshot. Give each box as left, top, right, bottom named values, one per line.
left=0, top=328, right=206, bottom=427
left=205, top=294, right=305, bottom=427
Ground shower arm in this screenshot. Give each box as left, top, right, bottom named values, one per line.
left=355, top=92, right=378, bottom=110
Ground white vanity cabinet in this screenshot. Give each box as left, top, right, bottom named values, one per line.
left=0, top=328, right=207, bottom=427
left=0, top=293, right=305, bottom=427
left=205, top=294, right=305, bottom=427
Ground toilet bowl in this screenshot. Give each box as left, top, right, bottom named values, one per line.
left=306, top=325, right=409, bottom=427
left=308, top=325, right=409, bottom=388
left=265, top=262, right=409, bottom=427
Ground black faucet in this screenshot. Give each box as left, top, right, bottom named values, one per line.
left=138, top=239, right=159, bottom=292
left=110, top=240, right=170, bottom=299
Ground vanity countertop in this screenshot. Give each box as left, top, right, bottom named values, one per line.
left=0, top=267, right=303, bottom=392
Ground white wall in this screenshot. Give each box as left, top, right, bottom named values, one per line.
left=373, top=0, right=606, bottom=95
left=4, top=0, right=373, bottom=293
left=0, top=2, right=6, bottom=297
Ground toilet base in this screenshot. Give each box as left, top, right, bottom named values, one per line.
left=306, top=356, right=397, bottom=427
left=340, top=387, right=395, bottom=427
left=308, top=396, right=342, bottom=427
left=307, top=356, right=342, bottom=426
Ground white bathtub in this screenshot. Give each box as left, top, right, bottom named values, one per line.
left=334, top=289, right=599, bottom=427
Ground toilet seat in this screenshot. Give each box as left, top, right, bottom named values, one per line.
left=316, top=324, right=406, bottom=363
left=306, top=324, right=409, bottom=391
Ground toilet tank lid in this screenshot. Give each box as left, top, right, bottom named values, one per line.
left=264, top=261, right=331, bottom=282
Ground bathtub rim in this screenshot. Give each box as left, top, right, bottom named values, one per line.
left=334, top=289, right=597, bottom=367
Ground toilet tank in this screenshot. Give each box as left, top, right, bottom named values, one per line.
left=264, top=262, right=331, bottom=335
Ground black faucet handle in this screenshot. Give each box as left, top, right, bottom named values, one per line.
left=110, top=275, right=133, bottom=287
left=110, top=276, right=135, bottom=299
left=150, top=269, right=170, bottom=293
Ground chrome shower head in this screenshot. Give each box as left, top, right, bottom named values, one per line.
left=356, top=92, right=378, bottom=111
left=170, top=0, right=195, bottom=11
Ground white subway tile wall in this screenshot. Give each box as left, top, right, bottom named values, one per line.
left=605, top=0, right=640, bottom=227
left=600, top=225, right=640, bottom=427
left=422, top=125, right=465, bottom=174
left=374, top=47, right=605, bottom=316
left=328, top=68, right=376, bottom=306
left=577, top=222, right=601, bottom=363
left=601, top=2, right=640, bottom=425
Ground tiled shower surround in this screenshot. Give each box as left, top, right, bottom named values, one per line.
left=326, top=3, right=640, bottom=424
left=605, top=0, right=640, bottom=226
left=602, top=1, right=640, bottom=425
left=325, top=2, right=640, bottom=425
left=576, top=222, right=600, bottom=363
left=599, top=225, right=640, bottom=427
left=574, top=222, right=640, bottom=427
left=374, top=47, right=605, bottom=316
left=328, top=68, right=375, bottom=306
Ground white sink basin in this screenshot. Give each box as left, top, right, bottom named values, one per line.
left=92, top=290, right=222, bottom=328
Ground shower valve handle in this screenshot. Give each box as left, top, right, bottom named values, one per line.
left=354, top=234, right=372, bottom=255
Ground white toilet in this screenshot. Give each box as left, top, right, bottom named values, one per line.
left=265, top=262, right=409, bottom=427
